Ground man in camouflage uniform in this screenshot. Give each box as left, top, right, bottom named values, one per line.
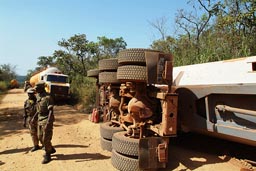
left=34, top=81, right=56, bottom=164
left=23, top=88, right=40, bottom=152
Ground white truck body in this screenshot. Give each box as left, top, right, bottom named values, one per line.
left=173, top=56, right=256, bottom=86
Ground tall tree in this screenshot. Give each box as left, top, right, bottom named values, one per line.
left=150, top=0, right=255, bottom=66
left=32, top=34, right=127, bottom=82
left=150, top=36, right=176, bottom=54
left=149, top=16, right=169, bottom=40
left=215, top=0, right=256, bottom=55
left=54, top=34, right=98, bottom=76
left=175, top=0, right=220, bottom=57
left=37, top=56, right=55, bottom=67
left=97, top=36, right=127, bottom=59
left=0, top=64, right=16, bottom=81
left=149, top=16, right=175, bottom=54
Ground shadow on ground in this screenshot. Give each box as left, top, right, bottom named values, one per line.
left=0, top=107, right=25, bottom=138
left=0, top=105, right=89, bottom=139
left=163, top=132, right=256, bottom=171
left=0, top=144, right=88, bottom=155
left=53, top=152, right=110, bottom=162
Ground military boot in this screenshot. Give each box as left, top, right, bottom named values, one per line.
left=30, top=145, right=40, bottom=152
left=50, top=147, right=56, bottom=154
left=42, top=153, right=51, bottom=164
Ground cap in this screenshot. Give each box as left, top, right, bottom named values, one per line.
left=27, top=88, right=36, bottom=94
left=35, top=81, right=45, bottom=89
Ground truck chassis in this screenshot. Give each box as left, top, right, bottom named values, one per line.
left=88, top=49, right=256, bottom=171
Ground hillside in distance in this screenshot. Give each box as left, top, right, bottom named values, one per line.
left=16, top=75, right=26, bottom=84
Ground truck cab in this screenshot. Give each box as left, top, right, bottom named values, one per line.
left=30, top=67, right=70, bottom=100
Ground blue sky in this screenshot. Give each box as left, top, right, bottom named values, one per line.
left=0, top=0, right=190, bottom=75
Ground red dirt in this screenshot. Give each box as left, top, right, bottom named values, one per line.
left=0, top=89, right=254, bottom=171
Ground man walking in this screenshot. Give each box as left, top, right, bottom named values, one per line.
left=34, top=81, right=56, bottom=164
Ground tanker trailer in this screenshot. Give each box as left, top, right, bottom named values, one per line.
left=30, top=67, right=70, bottom=100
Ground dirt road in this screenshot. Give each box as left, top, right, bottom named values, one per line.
left=0, top=89, right=255, bottom=171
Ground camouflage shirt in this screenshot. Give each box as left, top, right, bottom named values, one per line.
left=36, top=92, right=54, bottom=121
left=24, top=99, right=37, bottom=117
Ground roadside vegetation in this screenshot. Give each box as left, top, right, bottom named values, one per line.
left=0, top=64, right=17, bottom=93
left=150, top=0, right=255, bottom=66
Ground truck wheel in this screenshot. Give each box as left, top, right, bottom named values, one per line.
left=111, top=149, right=141, bottom=171
left=100, top=137, right=112, bottom=152
left=87, top=69, right=100, bottom=77
left=117, top=65, right=147, bottom=82
left=112, top=131, right=139, bottom=156
left=99, top=58, right=118, bottom=71
left=99, top=72, right=120, bottom=84
left=100, top=122, right=124, bottom=140
left=118, top=48, right=159, bottom=65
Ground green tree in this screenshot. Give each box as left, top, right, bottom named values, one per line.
left=215, top=0, right=256, bottom=56
left=175, top=0, right=220, bottom=62
left=149, top=17, right=175, bottom=54
left=0, top=64, right=16, bottom=81
left=0, top=64, right=17, bottom=91
left=37, top=56, right=55, bottom=68
left=54, top=34, right=98, bottom=76
left=52, top=34, right=127, bottom=78
left=97, top=36, right=127, bottom=59
left=150, top=36, right=176, bottom=54
left=150, top=0, right=255, bottom=66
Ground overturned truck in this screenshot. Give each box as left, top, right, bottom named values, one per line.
left=88, top=49, right=256, bottom=171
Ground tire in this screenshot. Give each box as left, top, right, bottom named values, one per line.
left=99, top=58, right=118, bottom=71
left=87, top=69, right=100, bottom=77
left=112, top=131, right=139, bottom=156
left=117, top=65, right=147, bottom=82
left=111, top=149, right=141, bottom=171
left=99, top=72, right=120, bottom=84
left=100, top=137, right=112, bottom=152
left=100, top=122, right=124, bottom=140
left=118, top=48, right=160, bottom=65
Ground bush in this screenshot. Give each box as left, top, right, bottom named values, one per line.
left=69, top=76, right=97, bottom=113
left=0, top=81, right=8, bottom=93
left=81, top=83, right=97, bottom=113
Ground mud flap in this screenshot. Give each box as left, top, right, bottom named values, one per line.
left=139, top=137, right=168, bottom=169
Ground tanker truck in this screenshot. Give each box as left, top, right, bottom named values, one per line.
left=10, top=79, right=19, bottom=89
left=30, top=67, right=70, bottom=100
left=93, top=49, right=256, bottom=171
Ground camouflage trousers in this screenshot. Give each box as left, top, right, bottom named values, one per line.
left=38, top=119, right=54, bottom=154
left=28, top=117, right=39, bottom=146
